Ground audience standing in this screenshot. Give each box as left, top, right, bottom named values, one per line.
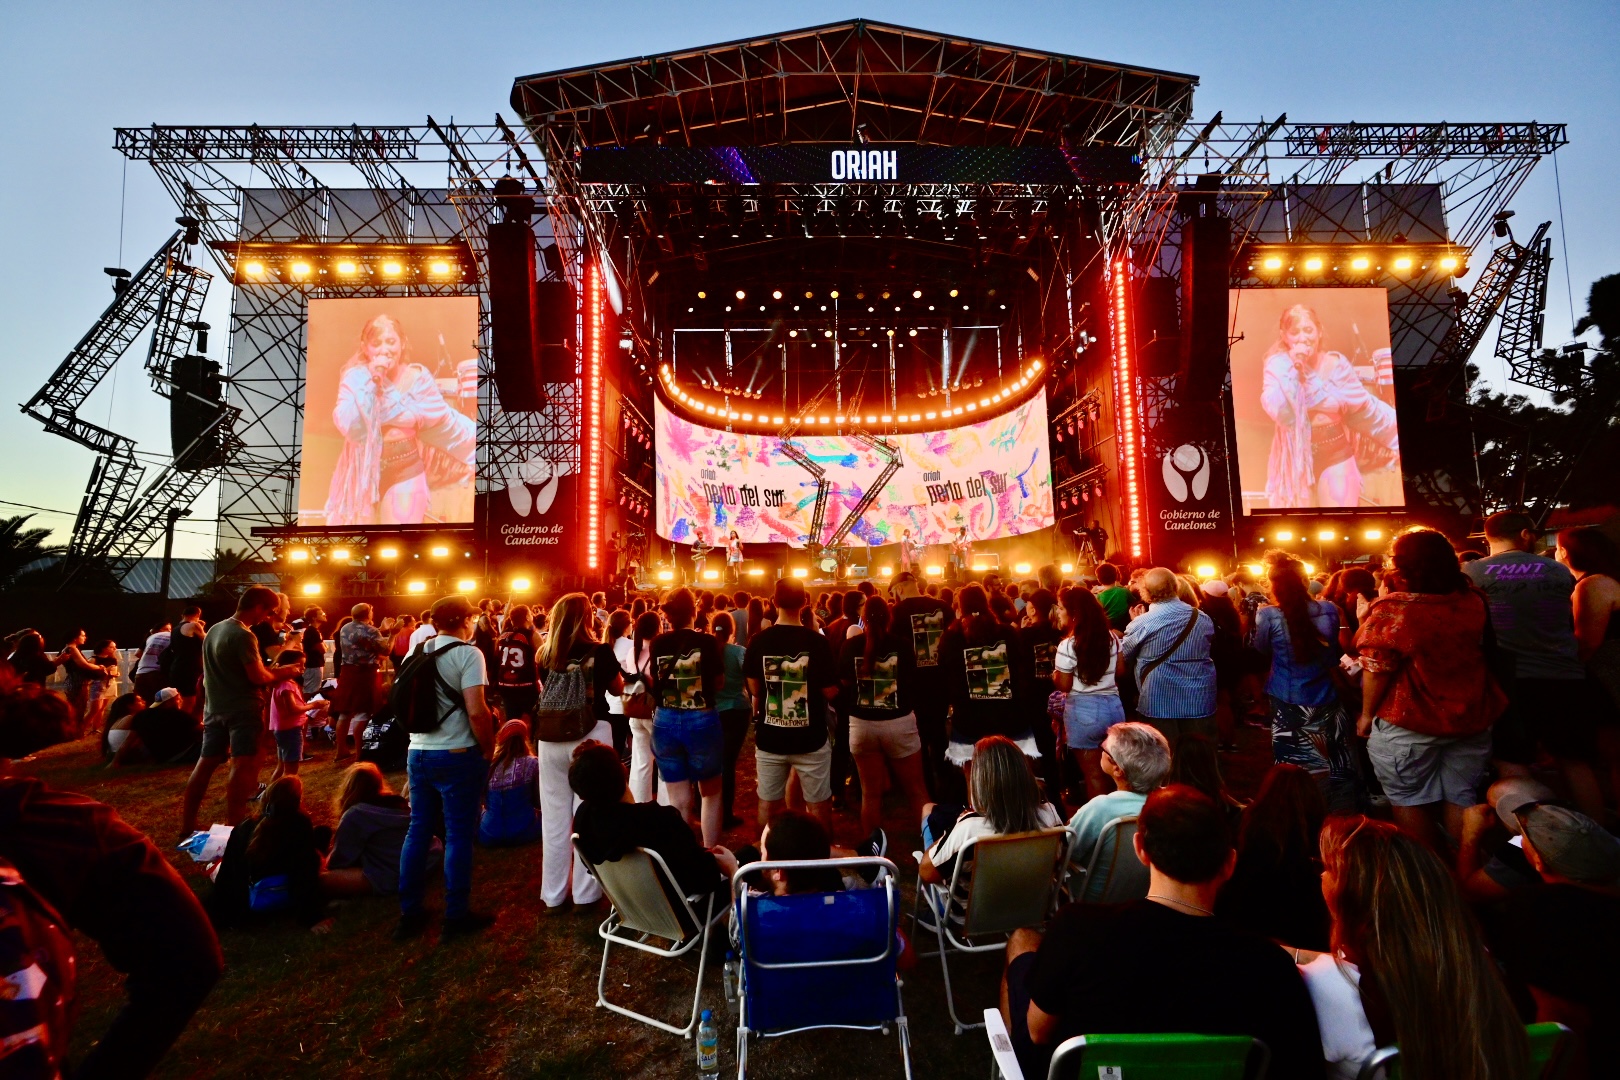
left=744, top=578, right=839, bottom=830
left=1120, top=568, right=1217, bottom=743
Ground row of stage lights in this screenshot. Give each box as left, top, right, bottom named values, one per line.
left=659, top=358, right=1044, bottom=432
left=617, top=490, right=651, bottom=518
left=294, top=575, right=538, bottom=598
left=217, top=242, right=473, bottom=286
left=1059, top=483, right=1106, bottom=510
left=1257, top=525, right=1387, bottom=545
left=1241, top=243, right=1468, bottom=281
left=281, top=543, right=475, bottom=565
left=651, top=559, right=1075, bottom=585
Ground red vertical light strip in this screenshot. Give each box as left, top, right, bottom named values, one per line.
left=1109, top=257, right=1145, bottom=560
left=586, top=261, right=603, bottom=571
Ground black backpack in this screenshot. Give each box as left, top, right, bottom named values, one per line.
left=358, top=713, right=409, bottom=771
left=387, top=640, right=474, bottom=734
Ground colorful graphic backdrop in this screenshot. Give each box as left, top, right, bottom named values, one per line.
left=655, top=390, right=1055, bottom=547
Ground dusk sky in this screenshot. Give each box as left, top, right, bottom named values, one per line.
left=3, top=0, right=1615, bottom=557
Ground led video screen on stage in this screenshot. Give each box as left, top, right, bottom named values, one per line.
left=656, top=390, right=1055, bottom=548
left=298, top=297, right=480, bottom=527
left=1228, top=288, right=1405, bottom=513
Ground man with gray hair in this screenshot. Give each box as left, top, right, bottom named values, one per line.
left=1120, top=567, right=1216, bottom=743
left=1067, top=721, right=1172, bottom=866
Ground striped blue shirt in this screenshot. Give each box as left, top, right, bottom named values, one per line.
left=1120, top=599, right=1216, bottom=719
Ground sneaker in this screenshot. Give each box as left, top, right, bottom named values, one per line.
left=392, top=909, right=431, bottom=941
left=860, top=827, right=889, bottom=860
left=442, top=911, right=496, bottom=938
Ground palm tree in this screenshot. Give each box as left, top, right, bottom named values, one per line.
left=0, top=515, right=66, bottom=588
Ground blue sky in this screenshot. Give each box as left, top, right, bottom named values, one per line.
left=3, top=0, right=1615, bottom=556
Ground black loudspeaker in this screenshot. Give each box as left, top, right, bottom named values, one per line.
left=487, top=219, right=543, bottom=411
left=1178, top=207, right=1231, bottom=401
left=171, top=353, right=224, bottom=470
left=534, top=279, right=577, bottom=383
left=1137, top=276, right=1181, bottom=377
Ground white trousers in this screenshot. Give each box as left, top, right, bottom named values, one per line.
left=628, top=717, right=672, bottom=806
left=536, top=719, right=612, bottom=908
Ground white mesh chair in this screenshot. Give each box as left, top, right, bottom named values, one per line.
left=1066, top=815, right=1149, bottom=905
left=572, top=835, right=726, bottom=1038
left=913, top=827, right=1072, bottom=1034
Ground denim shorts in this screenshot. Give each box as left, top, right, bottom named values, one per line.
left=1062, top=693, right=1126, bottom=750
left=273, top=727, right=304, bottom=763
left=652, top=707, right=725, bottom=784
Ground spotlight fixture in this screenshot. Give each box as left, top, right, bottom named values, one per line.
left=510, top=577, right=532, bottom=592
left=456, top=578, right=477, bottom=592
left=406, top=580, right=427, bottom=593
left=301, top=582, right=322, bottom=596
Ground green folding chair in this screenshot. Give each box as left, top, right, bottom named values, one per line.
left=1355, top=1021, right=1572, bottom=1080
left=1046, top=1033, right=1269, bottom=1080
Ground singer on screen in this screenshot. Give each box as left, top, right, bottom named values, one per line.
left=324, top=313, right=476, bottom=526
left=1260, top=304, right=1399, bottom=508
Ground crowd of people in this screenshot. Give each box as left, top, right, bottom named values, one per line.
left=2, top=510, right=1618, bottom=1076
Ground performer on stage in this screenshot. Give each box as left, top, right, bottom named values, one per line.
left=725, top=530, right=744, bottom=585
left=690, top=534, right=713, bottom=584
left=948, top=526, right=972, bottom=582
left=325, top=313, right=475, bottom=526
left=1260, top=304, right=1399, bottom=509
left=899, top=528, right=920, bottom=576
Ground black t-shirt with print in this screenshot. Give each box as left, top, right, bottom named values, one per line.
left=938, top=618, right=1030, bottom=743
left=839, top=632, right=915, bottom=721
left=648, top=629, right=722, bottom=714
left=1023, top=623, right=1064, bottom=699
left=743, top=623, right=835, bottom=756
left=891, top=595, right=953, bottom=707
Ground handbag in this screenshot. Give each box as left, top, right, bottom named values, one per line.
left=1121, top=606, right=1202, bottom=715
left=622, top=654, right=654, bottom=720
left=532, top=653, right=597, bottom=743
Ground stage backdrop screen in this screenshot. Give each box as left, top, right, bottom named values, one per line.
left=655, top=390, right=1054, bottom=548
left=1228, top=288, right=1404, bottom=513
left=298, top=297, right=480, bottom=527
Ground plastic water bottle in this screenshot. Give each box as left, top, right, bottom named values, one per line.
left=722, top=950, right=739, bottom=1007
left=696, top=1009, right=719, bottom=1076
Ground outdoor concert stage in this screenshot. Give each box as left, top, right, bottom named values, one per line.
left=29, top=21, right=1567, bottom=602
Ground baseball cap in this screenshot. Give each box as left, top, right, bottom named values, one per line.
left=155, top=687, right=181, bottom=704
left=1488, top=777, right=1558, bottom=833
left=1518, top=804, right=1620, bottom=885
left=431, top=595, right=478, bottom=623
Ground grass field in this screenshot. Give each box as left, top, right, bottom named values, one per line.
left=18, top=722, right=1271, bottom=1079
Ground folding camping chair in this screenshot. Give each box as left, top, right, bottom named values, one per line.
left=732, top=856, right=911, bottom=1079
left=1355, top=1021, right=1572, bottom=1080
left=912, top=827, right=1071, bottom=1033
left=572, top=836, right=727, bottom=1038
left=1066, top=815, right=1149, bottom=905
left=983, top=1011, right=1270, bottom=1080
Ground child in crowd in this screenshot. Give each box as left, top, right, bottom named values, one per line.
left=480, top=719, right=542, bottom=846
left=267, top=649, right=329, bottom=783
left=325, top=763, right=420, bottom=897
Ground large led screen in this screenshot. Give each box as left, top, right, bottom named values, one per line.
left=656, top=390, right=1054, bottom=548
left=1229, top=288, right=1404, bottom=512
left=298, top=297, right=479, bottom=526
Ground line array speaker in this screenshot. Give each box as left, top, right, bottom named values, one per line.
left=1178, top=206, right=1231, bottom=402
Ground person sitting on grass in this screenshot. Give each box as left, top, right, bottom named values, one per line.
left=480, top=719, right=542, bottom=846
left=571, top=739, right=739, bottom=907
left=1002, top=785, right=1325, bottom=1079
left=107, top=687, right=202, bottom=768
left=1067, top=721, right=1170, bottom=868
left=102, top=691, right=146, bottom=759
left=208, top=775, right=334, bottom=933
left=324, top=762, right=420, bottom=898
left=919, top=735, right=1063, bottom=919
left=267, top=649, right=329, bottom=783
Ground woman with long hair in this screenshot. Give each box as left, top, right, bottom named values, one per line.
left=625, top=610, right=663, bottom=802
left=1256, top=552, right=1355, bottom=811
left=1215, top=763, right=1331, bottom=951
left=1296, top=816, right=1530, bottom=1080
left=646, top=587, right=725, bottom=847
left=1356, top=528, right=1506, bottom=852
left=1558, top=525, right=1620, bottom=801
left=1169, top=732, right=1247, bottom=827
left=324, top=762, right=414, bottom=897
left=918, top=735, right=1062, bottom=912
left=5, top=630, right=58, bottom=687
left=479, top=719, right=542, bottom=846
left=603, top=608, right=634, bottom=762
left=1260, top=304, right=1400, bottom=508
left=840, top=596, right=930, bottom=841
left=711, top=611, right=750, bottom=830
left=324, top=312, right=476, bottom=526
left=938, top=583, right=1034, bottom=770
left=1053, top=586, right=1125, bottom=802
left=210, top=775, right=331, bottom=930
left=492, top=604, right=543, bottom=726
left=533, top=592, right=622, bottom=912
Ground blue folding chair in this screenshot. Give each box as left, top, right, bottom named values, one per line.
left=732, top=857, right=912, bottom=1079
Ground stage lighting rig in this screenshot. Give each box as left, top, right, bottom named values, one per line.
left=212, top=240, right=474, bottom=286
